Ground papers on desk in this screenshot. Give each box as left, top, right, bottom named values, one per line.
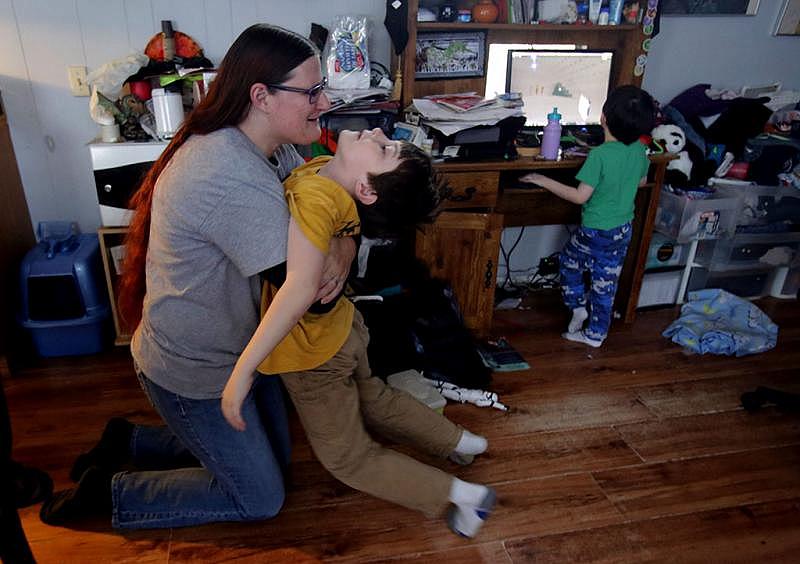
left=324, top=87, right=393, bottom=114
left=412, top=98, right=524, bottom=136
left=425, top=93, right=498, bottom=112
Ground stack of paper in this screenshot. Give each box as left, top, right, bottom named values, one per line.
left=412, top=93, right=524, bottom=136
left=426, top=93, right=498, bottom=112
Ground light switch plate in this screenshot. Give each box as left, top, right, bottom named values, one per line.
left=67, top=65, right=90, bottom=96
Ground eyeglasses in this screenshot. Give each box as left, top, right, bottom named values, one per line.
left=266, top=77, right=327, bottom=104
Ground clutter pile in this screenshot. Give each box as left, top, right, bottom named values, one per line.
left=87, top=20, right=215, bottom=143
left=652, top=83, right=800, bottom=190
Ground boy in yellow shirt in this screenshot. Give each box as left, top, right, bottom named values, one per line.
left=222, top=129, right=495, bottom=538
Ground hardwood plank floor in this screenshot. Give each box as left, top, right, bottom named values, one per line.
left=504, top=499, right=800, bottom=564
left=5, top=295, right=800, bottom=563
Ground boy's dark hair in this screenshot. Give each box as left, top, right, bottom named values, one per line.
left=357, top=142, right=449, bottom=237
left=602, top=85, right=656, bottom=145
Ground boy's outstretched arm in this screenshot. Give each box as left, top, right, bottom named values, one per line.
left=519, top=172, right=594, bottom=205
left=222, top=217, right=325, bottom=431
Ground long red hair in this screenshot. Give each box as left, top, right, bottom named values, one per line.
left=117, top=24, right=316, bottom=329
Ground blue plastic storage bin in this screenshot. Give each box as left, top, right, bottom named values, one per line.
left=19, top=232, right=111, bottom=357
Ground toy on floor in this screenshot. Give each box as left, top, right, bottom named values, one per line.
left=426, top=379, right=509, bottom=411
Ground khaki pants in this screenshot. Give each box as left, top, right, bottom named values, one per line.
left=281, top=310, right=461, bottom=517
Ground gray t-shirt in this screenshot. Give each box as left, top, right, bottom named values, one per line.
left=131, top=127, right=304, bottom=399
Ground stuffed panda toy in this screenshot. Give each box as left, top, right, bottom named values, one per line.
left=651, top=124, right=693, bottom=187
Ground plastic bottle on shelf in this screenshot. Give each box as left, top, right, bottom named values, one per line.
left=608, top=0, right=623, bottom=25
left=540, top=107, right=562, bottom=160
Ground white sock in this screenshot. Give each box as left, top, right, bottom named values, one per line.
left=568, top=307, right=588, bottom=333
left=447, top=479, right=496, bottom=538
left=454, top=430, right=488, bottom=456
left=449, top=478, right=488, bottom=506
left=562, top=330, right=603, bottom=348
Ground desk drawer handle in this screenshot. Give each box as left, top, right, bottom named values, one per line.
left=484, top=259, right=494, bottom=289
left=447, top=186, right=476, bottom=202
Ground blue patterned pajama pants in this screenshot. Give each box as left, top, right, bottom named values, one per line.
left=559, top=222, right=632, bottom=342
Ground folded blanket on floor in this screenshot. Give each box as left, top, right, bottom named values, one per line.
left=662, top=288, right=778, bottom=356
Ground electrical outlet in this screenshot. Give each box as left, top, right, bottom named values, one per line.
left=67, top=65, right=90, bottom=96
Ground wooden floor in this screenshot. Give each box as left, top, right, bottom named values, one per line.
left=5, top=295, right=800, bottom=563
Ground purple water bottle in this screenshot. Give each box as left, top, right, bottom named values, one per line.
left=540, top=107, right=562, bottom=160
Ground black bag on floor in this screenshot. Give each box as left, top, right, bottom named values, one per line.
left=355, top=280, right=491, bottom=390
left=350, top=238, right=491, bottom=390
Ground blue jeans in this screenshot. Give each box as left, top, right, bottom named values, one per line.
left=560, top=223, right=632, bottom=342
left=111, top=373, right=291, bottom=529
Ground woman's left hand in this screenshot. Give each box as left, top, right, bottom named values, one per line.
left=317, top=237, right=356, bottom=304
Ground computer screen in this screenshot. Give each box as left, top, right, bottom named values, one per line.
left=504, top=49, right=614, bottom=127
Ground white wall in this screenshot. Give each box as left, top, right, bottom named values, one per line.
left=2, top=0, right=800, bottom=260
left=0, top=0, right=390, bottom=236
left=644, top=4, right=800, bottom=102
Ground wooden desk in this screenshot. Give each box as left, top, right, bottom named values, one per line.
left=97, top=155, right=671, bottom=344
left=416, top=154, right=672, bottom=337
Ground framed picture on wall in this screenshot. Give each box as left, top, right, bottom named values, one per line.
left=775, top=0, right=800, bottom=35
left=661, top=0, right=760, bottom=15
left=415, top=31, right=486, bottom=79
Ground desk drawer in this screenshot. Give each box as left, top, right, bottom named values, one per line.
left=439, top=171, right=498, bottom=210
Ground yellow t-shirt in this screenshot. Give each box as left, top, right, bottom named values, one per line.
left=257, top=156, right=359, bottom=375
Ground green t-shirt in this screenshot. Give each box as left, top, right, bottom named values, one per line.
left=575, top=141, right=650, bottom=230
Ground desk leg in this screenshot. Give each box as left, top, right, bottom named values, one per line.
left=621, top=162, right=667, bottom=323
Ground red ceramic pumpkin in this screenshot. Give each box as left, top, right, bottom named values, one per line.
left=472, top=0, right=499, bottom=23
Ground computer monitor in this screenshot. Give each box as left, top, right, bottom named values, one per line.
left=504, top=49, right=614, bottom=127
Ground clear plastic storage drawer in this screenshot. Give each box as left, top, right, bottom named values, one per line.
left=654, top=189, right=742, bottom=243
left=695, top=232, right=800, bottom=272
left=714, top=183, right=799, bottom=228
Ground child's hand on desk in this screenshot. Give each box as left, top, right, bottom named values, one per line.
left=519, top=172, right=546, bottom=186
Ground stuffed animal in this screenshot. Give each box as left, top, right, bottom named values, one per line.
left=651, top=124, right=693, bottom=186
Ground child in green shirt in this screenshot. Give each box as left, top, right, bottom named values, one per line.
left=520, top=85, right=656, bottom=347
